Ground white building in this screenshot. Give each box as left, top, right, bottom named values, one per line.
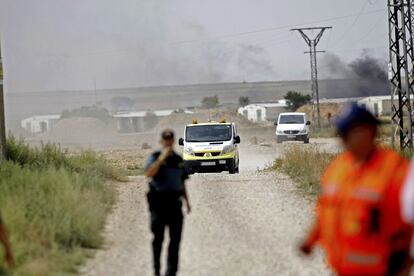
left=21, top=115, right=61, bottom=134
left=113, top=109, right=193, bottom=133
left=357, top=96, right=392, bottom=117
left=238, top=101, right=288, bottom=122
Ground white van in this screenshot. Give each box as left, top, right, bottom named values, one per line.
left=275, top=112, right=310, bottom=144
left=178, top=121, right=240, bottom=174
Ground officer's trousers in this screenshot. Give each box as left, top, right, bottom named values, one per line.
left=148, top=192, right=183, bottom=276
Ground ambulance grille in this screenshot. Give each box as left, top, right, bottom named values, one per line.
left=194, top=152, right=221, bottom=157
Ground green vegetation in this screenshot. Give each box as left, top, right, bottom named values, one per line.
left=0, top=137, right=124, bottom=275
left=61, top=105, right=112, bottom=123
left=238, top=96, right=250, bottom=107
left=201, top=95, right=219, bottom=109
left=284, top=91, right=311, bottom=111
left=274, top=145, right=336, bottom=196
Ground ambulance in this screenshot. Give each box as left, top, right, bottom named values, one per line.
left=178, top=120, right=240, bottom=174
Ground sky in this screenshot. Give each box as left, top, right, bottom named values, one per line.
left=0, top=0, right=388, bottom=93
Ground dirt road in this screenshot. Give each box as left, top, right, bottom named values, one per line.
left=81, top=142, right=332, bottom=276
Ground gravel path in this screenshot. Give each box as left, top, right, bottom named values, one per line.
left=80, top=142, right=331, bottom=276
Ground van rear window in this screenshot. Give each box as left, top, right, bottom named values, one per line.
left=279, top=115, right=305, bottom=124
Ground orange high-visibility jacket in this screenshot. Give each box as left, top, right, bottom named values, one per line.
left=307, top=148, right=411, bottom=275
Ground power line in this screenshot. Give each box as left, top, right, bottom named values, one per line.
left=351, top=14, right=385, bottom=45
left=172, top=9, right=385, bottom=45
left=332, top=0, right=370, bottom=47
left=326, top=46, right=387, bottom=53
left=9, top=9, right=386, bottom=60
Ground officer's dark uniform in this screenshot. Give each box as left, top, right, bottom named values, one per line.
left=145, top=151, right=189, bottom=276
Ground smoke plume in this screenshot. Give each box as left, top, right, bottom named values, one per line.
left=320, top=52, right=389, bottom=98
left=0, top=0, right=276, bottom=92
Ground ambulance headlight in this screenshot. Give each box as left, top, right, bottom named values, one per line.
left=299, top=129, right=307, bottom=134
left=221, top=145, right=234, bottom=154
left=184, top=146, right=194, bottom=155
left=276, top=130, right=284, bottom=135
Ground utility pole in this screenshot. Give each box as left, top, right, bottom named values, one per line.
left=388, top=0, right=414, bottom=150
left=291, top=27, right=332, bottom=128
left=0, top=41, right=7, bottom=159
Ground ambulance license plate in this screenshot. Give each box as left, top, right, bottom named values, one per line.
left=288, top=135, right=296, bottom=139
left=201, top=162, right=216, bottom=166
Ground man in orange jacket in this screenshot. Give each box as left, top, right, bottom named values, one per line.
left=300, top=103, right=412, bottom=275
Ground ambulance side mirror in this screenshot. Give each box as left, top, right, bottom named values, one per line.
left=178, top=138, right=184, bottom=146
left=274, top=122, right=278, bottom=126
left=306, top=121, right=311, bottom=125
left=234, top=136, right=241, bottom=144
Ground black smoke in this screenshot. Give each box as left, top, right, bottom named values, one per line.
left=319, top=52, right=389, bottom=98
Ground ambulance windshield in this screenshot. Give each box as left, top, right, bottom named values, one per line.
left=186, top=125, right=232, bottom=142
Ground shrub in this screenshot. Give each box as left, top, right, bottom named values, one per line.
left=201, top=95, right=219, bottom=108
left=61, top=105, right=111, bottom=123
left=5, top=136, right=126, bottom=182
left=238, top=96, right=250, bottom=107
left=0, top=138, right=122, bottom=275
left=284, top=91, right=311, bottom=111
left=6, top=137, right=71, bottom=170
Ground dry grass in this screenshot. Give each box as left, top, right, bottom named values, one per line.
left=275, top=145, right=336, bottom=195
left=0, top=138, right=123, bottom=275
left=310, top=126, right=336, bottom=138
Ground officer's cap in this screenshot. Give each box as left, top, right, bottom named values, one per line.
left=335, top=103, right=379, bottom=136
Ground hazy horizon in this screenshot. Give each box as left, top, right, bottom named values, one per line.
left=0, top=0, right=388, bottom=93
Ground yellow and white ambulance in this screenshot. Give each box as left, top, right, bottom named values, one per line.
left=178, top=120, right=240, bottom=174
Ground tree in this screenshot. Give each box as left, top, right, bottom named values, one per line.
left=284, top=91, right=311, bottom=111
left=61, top=105, right=111, bottom=122
left=201, top=95, right=219, bottom=109
left=238, top=96, right=250, bottom=107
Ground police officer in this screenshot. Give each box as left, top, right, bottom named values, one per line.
left=300, top=103, right=412, bottom=275
left=144, top=129, right=191, bottom=276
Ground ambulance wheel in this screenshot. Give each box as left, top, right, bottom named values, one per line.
left=229, top=166, right=237, bottom=174
left=304, top=138, right=310, bottom=144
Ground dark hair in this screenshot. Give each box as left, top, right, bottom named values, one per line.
left=161, top=129, right=175, bottom=140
